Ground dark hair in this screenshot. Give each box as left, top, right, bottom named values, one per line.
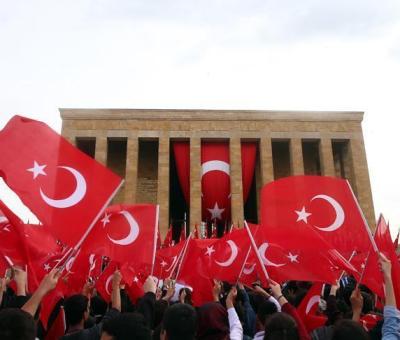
left=163, top=303, right=197, bottom=340
left=257, top=299, right=278, bottom=325
left=90, top=295, right=108, bottom=320
left=154, top=299, right=169, bottom=328
left=361, top=291, right=374, bottom=315
left=332, top=319, right=369, bottom=340
left=63, top=294, right=89, bottom=327
left=264, top=312, right=299, bottom=340
left=102, top=312, right=151, bottom=340
left=0, top=308, right=36, bottom=340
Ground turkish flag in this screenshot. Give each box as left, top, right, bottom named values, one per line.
left=261, top=176, right=372, bottom=258
left=297, top=283, right=327, bottom=332
left=0, top=222, right=27, bottom=266
left=81, top=204, right=159, bottom=267
left=257, top=223, right=358, bottom=284
left=201, top=142, right=231, bottom=223
left=96, top=261, right=118, bottom=303
left=154, top=241, right=185, bottom=279
left=0, top=115, right=123, bottom=246
left=374, top=216, right=400, bottom=308
left=177, top=238, right=216, bottom=306
left=350, top=250, right=384, bottom=298
left=162, top=225, right=173, bottom=248
left=206, top=228, right=251, bottom=283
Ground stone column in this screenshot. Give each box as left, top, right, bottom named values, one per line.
left=290, top=138, right=304, bottom=175
left=124, top=133, right=138, bottom=203
left=319, top=138, right=335, bottom=177
left=189, top=137, right=202, bottom=230
left=157, top=136, right=170, bottom=238
left=230, top=137, right=244, bottom=227
left=95, top=135, right=107, bottom=165
left=348, top=136, right=375, bottom=230
left=260, top=136, right=274, bottom=185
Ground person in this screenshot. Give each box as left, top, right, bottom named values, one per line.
left=60, top=270, right=122, bottom=340
left=197, top=283, right=243, bottom=340
left=330, top=319, right=369, bottom=340
left=379, top=252, right=400, bottom=339
left=266, top=279, right=310, bottom=340
left=253, top=295, right=278, bottom=339
left=160, top=303, right=197, bottom=340
left=101, top=312, right=151, bottom=340
left=0, top=307, right=36, bottom=340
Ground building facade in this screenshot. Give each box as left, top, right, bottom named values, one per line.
left=60, top=109, right=375, bottom=237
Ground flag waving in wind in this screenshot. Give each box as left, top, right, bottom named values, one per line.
left=0, top=116, right=123, bottom=247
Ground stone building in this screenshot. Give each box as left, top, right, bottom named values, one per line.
left=60, top=109, right=375, bottom=237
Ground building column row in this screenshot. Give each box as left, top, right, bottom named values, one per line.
left=93, top=135, right=353, bottom=237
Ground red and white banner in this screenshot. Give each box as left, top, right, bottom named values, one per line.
left=0, top=115, right=123, bottom=247
left=201, top=142, right=231, bottom=223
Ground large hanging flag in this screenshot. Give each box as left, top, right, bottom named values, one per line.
left=0, top=115, right=123, bottom=247
left=260, top=176, right=373, bottom=258
left=81, top=204, right=159, bottom=269
left=201, top=142, right=231, bottom=223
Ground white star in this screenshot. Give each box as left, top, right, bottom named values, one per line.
left=133, top=276, right=139, bottom=283
left=160, top=260, right=167, bottom=267
left=287, top=252, right=299, bottom=263
left=27, top=161, right=47, bottom=179
left=295, top=206, right=312, bottom=223
left=207, top=202, right=225, bottom=220
left=205, top=245, right=215, bottom=257
left=43, top=263, right=51, bottom=271
left=101, top=213, right=111, bottom=226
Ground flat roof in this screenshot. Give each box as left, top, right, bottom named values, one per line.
left=60, top=108, right=364, bottom=122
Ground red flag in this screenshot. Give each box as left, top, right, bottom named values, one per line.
left=45, top=306, right=66, bottom=340
left=257, top=223, right=358, bottom=284
left=193, top=224, right=199, bottom=239
left=177, top=238, right=216, bottom=306
left=374, top=215, right=400, bottom=308
left=154, top=241, right=185, bottom=279
left=0, top=115, right=123, bottom=247
left=206, top=228, right=251, bottom=283
left=95, top=262, right=118, bottom=303
left=201, top=142, right=231, bottom=223
left=40, top=288, right=64, bottom=330
left=261, top=176, right=372, bottom=258
left=81, top=204, right=159, bottom=268
left=393, top=229, right=399, bottom=250
left=297, top=283, right=327, bottom=332
left=163, top=225, right=173, bottom=248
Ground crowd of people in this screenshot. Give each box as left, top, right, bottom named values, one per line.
left=0, top=251, right=398, bottom=340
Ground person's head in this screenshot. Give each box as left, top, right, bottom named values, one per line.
left=332, top=319, right=369, bottom=340
left=91, top=295, right=108, bottom=319
left=257, top=299, right=278, bottom=328
left=161, top=303, right=197, bottom=340
left=0, top=308, right=36, bottom=340
left=264, top=312, right=299, bottom=340
left=197, top=302, right=229, bottom=340
left=101, top=312, right=151, bottom=340
left=64, top=294, right=89, bottom=327
left=361, top=291, right=374, bottom=314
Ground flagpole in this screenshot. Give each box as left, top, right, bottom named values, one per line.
left=168, top=231, right=193, bottom=279
left=150, top=205, right=160, bottom=276
left=338, top=250, right=357, bottom=281
left=174, top=235, right=192, bottom=281
left=346, top=180, right=379, bottom=253
left=244, top=220, right=269, bottom=281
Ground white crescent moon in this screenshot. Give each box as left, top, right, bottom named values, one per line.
left=311, top=194, right=345, bottom=232
left=0, top=217, right=8, bottom=224
left=306, top=295, right=320, bottom=314
left=105, top=274, right=113, bottom=296
left=258, top=243, right=285, bottom=267
left=215, top=240, right=238, bottom=267
left=40, top=166, right=87, bottom=208
left=165, top=256, right=178, bottom=272
left=243, top=263, right=256, bottom=275
left=107, top=210, right=139, bottom=246
left=201, top=160, right=230, bottom=178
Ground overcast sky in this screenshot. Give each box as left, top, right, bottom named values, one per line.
left=1, top=0, right=399, bottom=237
